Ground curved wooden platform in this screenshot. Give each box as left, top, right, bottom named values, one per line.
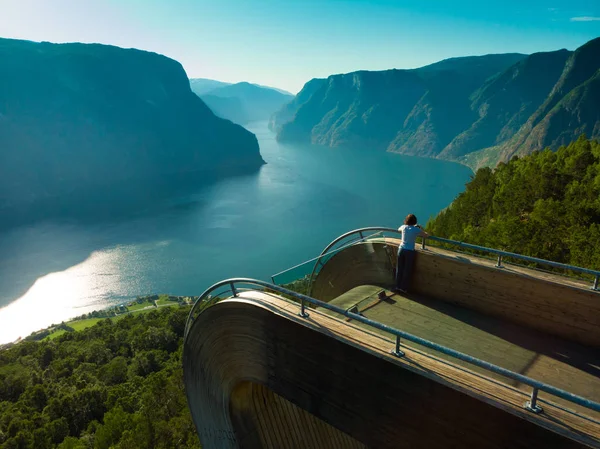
left=321, top=285, right=600, bottom=420
left=311, top=239, right=600, bottom=347
left=410, top=244, right=600, bottom=348
left=309, top=239, right=600, bottom=426
left=183, top=291, right=599, bottom=448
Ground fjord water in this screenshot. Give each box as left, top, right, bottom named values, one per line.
left=0, top=122, right=472, bottom=343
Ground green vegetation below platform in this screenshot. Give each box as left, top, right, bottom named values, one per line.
left=427, top=136, right=600, bottom=271
left=0, top=306, right=200, bottom=449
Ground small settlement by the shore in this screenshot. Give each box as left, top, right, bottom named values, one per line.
left=0, top=294, right=198, bottom=350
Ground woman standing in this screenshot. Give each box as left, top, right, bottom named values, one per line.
left=395, top=214, right=429, bottom=293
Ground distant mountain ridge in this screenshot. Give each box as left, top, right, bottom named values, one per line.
left=189, top=78, right=293, bottom=96
left=273, top=38, right=600, bottom=169
left=190, top=80, right=293, bottom=125
left=0, top=38, right=264, bottom=224
left=189, top=78, right=231, bottom=95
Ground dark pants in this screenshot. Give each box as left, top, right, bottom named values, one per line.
left=395, top=248, right=416, bottom=291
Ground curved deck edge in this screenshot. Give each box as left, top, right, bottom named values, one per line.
left=183, top=292, right=597, bottom=448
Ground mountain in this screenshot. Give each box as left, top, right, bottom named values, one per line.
left=269, top=78, right=327, bottom=133
left=189, top=78, right=231, bottom=95
left=274, top=37, right=600, bottom=169
left=196, top=82, right=294, bottom=125
left=189, top=78, right=293, bottom=97
left=501, top=37, right=600, bottom=160
left=440, top=49, right=571, bottom=160
left=262, top=85, right=294, bottom=96
left=200, top=94, right=248, bottom=125
left=0, top=38, right=264, bottom=223
left=274, top=53, right=526, bottom=156
left=386, top=54, right=529, bottom=157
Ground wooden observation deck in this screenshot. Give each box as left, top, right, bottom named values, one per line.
left=183, top=229, right=600, bottom=448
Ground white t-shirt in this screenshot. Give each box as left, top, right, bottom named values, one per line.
left=398, top=224, right=425, bottom=251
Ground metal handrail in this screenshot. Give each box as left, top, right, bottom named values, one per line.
left=184, top=277, right=600, bottom=417
left=306, top=227, right=397, bottom=294
left=307, top=227, right=600, bottom=293
left=429, top=235, right=600, bottom=278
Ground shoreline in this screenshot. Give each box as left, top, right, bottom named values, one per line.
left=0, top=293, right=198, bottom=350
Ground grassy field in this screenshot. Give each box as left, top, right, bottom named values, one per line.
left=126, top=301, right=154, bottom=312
left=114, top=307, right=161, bottom=320
left=69, top=318, right=103, bottom=330
left=42, top=306, right=175, bottom=341
left=46, top=329, right=67, bottom=340
left=157, top=295, right=178, bottom=306
left=43, top=318, right=102, bottom=341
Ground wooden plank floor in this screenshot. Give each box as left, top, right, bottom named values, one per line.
left=236, top=291, right=600, bottom=447
left=310, top=238, right=600, bottom=346
left=319, top=285, right=600, bottom=422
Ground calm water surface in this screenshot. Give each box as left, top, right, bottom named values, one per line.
left=0, top=122, right=472, bottom=342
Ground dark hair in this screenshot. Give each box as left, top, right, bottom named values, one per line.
left=404, top=214, right=417, bottom=226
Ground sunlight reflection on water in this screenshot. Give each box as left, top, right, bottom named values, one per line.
left=0, top=121, right=472, bottom=343
left=0, top=247, right=128, bottom=342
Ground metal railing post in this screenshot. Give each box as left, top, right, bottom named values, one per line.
left=525, top=387, right=543, bottom=413
left=306, top=229, right=600, bottom=292
left=230, top=282, right=237, bottom=297
left=391, top=335, right=405, bottom=357
left=299, top=298, right=309, bottom=318
left=593, top=275, right=599, bottom=291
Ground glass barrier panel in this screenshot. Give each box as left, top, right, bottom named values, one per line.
left=271, top=231, right=386, bottom=296
left=271, top=259, right=313, bottom=296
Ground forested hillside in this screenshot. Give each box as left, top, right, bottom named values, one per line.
left=427, top=136, right=600, bottom=270
left=0, top=307, right=200, bottom=449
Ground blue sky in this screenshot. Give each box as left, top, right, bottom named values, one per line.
left=1, top=0, right=599, bottom=93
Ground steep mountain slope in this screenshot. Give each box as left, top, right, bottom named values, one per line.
left=508, top=37, right=600, bottom=158
left=275, top=54, right=526, bottom=155
left=523, top=71, right=600, bottom=148
left=278, top=70, right=428, bottom=150
left=440, top=49, right=571, bottom=160
left=269, top=78, right=326, bottom=132
left=0, top=38, right=264, bottom=220
left=198, top=82, right=293, bottom=124
left=463, top=38, right=600, bottom=169
left=274, top=37, right=600, bottom=169
left=200, top=94, right=248, bottom=125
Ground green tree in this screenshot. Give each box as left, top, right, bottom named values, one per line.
left=0, top=307, right=199, bottom=448
left=428, top=136, right=600, bottom=271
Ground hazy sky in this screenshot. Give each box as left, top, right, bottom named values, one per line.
left=1, top=0, right=599, bottom=93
